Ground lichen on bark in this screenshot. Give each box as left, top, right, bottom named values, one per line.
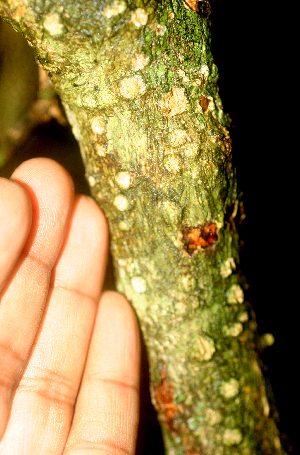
left=0, top=0, right=287, bottom=453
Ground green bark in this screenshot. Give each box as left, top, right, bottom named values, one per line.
left=0, top=1, right=286, bottom=454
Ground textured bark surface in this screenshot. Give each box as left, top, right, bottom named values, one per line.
left=0, top=1, right=287, bottom=454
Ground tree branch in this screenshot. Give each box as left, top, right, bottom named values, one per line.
left=0, top=0, right=286, bottom=453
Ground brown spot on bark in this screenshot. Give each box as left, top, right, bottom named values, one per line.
left=200, top=95, right=210, bottom=113
left=183, top=0, right=199, bottom=12
left=153, top=365, right=180, bottom=432
left=183, top=223, right=218, bottom=254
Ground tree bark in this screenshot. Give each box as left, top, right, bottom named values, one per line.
left=0, top=1, right=287, bottom=454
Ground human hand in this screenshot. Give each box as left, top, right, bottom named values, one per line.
left=0, top=158, right=140, bottom=455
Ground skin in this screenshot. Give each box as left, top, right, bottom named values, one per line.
left=0, top=157, right=141, bottom=455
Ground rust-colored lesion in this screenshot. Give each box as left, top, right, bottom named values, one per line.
left=183, top=0, right=200, bottom=13
left=183, top=223, right=218, bottom=254
left=200, top=95, right=210, bottom=113
left=153, top=366, right=205, bottom=454
left=153, top=365, right=181, bottom=433
left=182, top=0, right=211, bottom=19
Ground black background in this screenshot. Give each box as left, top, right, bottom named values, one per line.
left=211, top=1, right=296, bottom=452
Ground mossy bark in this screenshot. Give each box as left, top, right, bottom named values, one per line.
left=0, top=1, right=286, bottom=454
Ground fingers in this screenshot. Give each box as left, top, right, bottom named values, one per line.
left=0, top=158, right=141, bottom=455
left=0, top=191, right=109, bottom=455
left=0, top=178, right=32, bottom=292
left=64, top=291, right=141, bottom=455
left=0, top=158, right=74, bottom=439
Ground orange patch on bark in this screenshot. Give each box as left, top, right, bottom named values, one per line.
left=183, top=223, right=218, bottom=253
left=153, top=365, right=180, bottom=432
